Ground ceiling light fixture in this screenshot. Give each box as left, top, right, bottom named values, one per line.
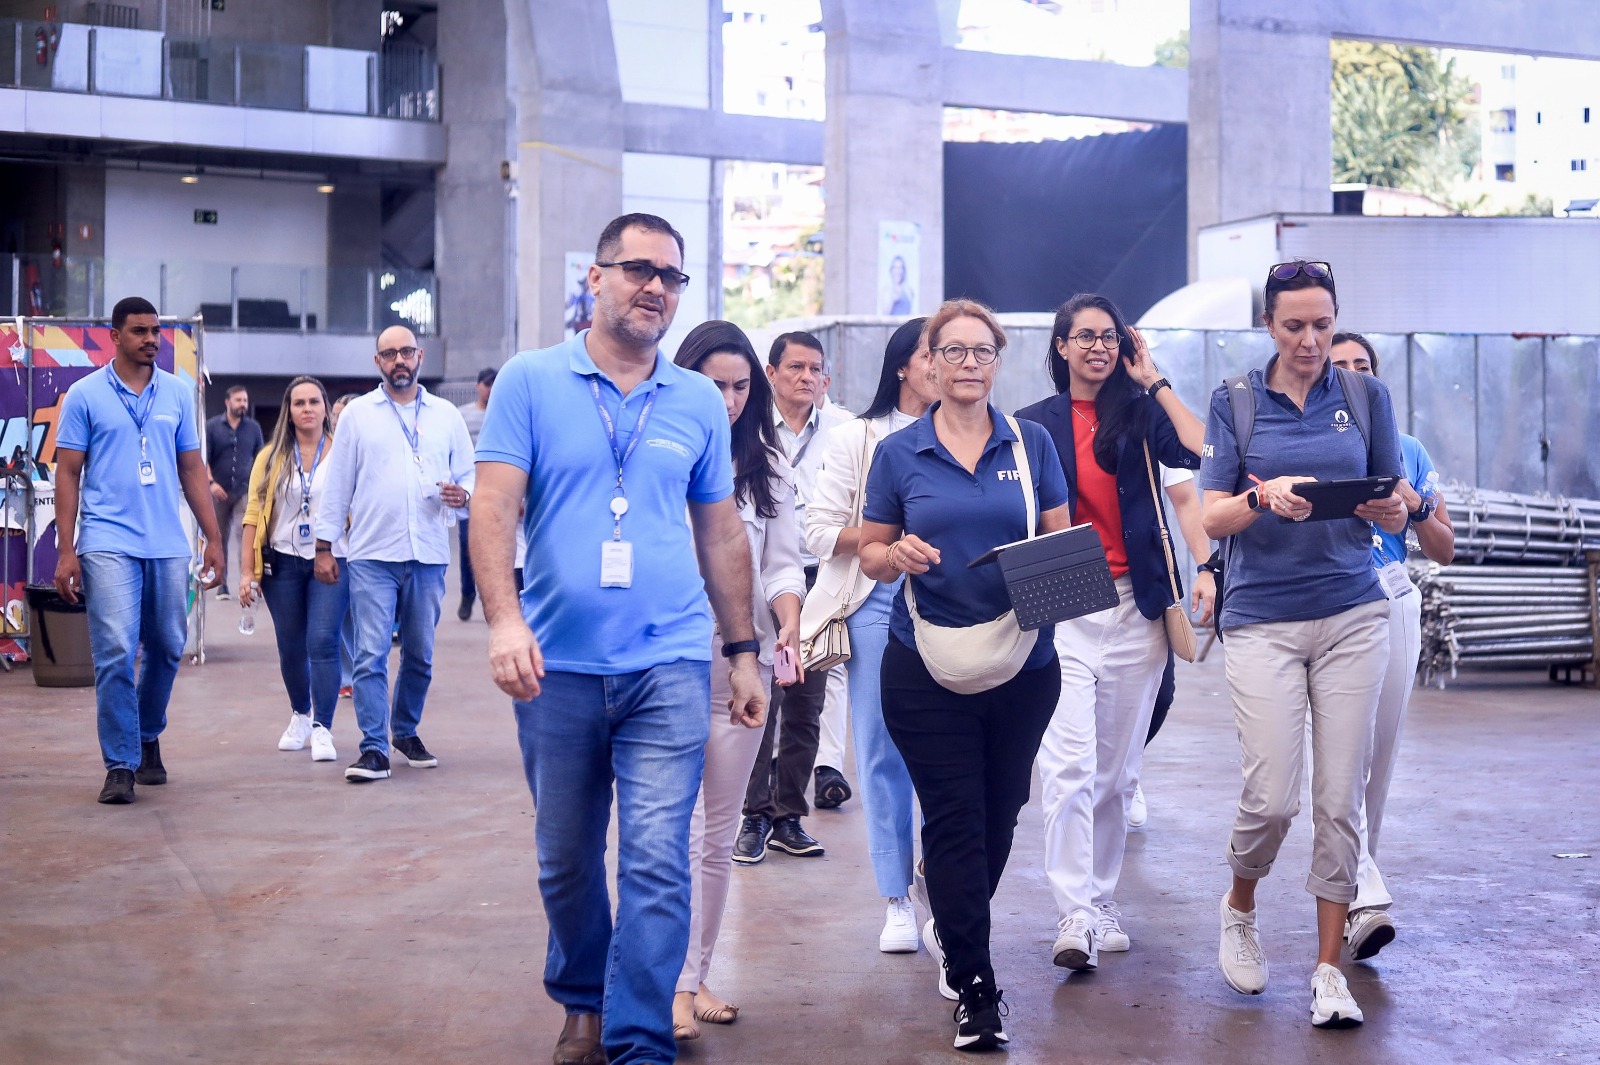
left=316, top=183, right=336, bottom=194
left=181, top=174, right=200, bottom=184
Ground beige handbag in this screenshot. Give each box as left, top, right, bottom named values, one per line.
left=905, top=416, right=1039, bottom=695
left=800, top=425, right=874, bottom=672
left=1144, top=440, right=1198, bottom=663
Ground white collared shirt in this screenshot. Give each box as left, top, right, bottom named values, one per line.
left=772, top=400, right=850, bottom=566
left=315, top=385, right=475, bottom=564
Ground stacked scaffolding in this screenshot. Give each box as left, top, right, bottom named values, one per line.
left=1412, top=484, right=1600, bottom=686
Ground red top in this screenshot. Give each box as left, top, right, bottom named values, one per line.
left=1070, top=400, right=1128, bottom=579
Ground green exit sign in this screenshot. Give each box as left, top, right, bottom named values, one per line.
left=194, top=209, right=218, bottom=225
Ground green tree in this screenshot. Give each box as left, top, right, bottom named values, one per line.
left=1153, top=29, right=1188, bottom=69
left=1331, top=41, right=1480, bottom=204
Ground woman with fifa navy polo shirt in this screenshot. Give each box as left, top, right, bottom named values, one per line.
left=1199, top=261, right=1406, bottom=1030
left=1015, top=293, right=1206, bottom=973
left=858, top=299, right=1073, bottom=1052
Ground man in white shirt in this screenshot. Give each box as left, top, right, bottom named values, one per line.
left=734, top=331, right=851, bottom=862
left=315, top=326, right=475, bottom=783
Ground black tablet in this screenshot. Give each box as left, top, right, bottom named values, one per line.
left=1289, top=475, right=1401, bottom=521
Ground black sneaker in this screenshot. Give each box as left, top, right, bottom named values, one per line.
left=767, top=816, right=824, bottom=857
left=345, top=749, right=391, bottom=782
left=732, top=815, right=772, bottom=865
left=953, top=978, right=1009, bottom=1052
left=457, top=596, right=474, bottom=621
left=98, top=768, right=136, bottom=804
left=392, top=735, right=438, bottom=768
left=813, top=765, right=852, bottom=809
left=134, top=738, right=167, bottom=785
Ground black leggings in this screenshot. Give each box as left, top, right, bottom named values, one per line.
left=1145, top=647, right=1176, bottom=746
left=880, top=636, right=1059, bottom=989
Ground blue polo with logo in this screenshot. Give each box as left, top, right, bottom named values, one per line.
left=1372, top=434, right=1439, bottom=567
left=1198, top=356, right=1403, bottom=631
left=863, top=403, right=1069, bottom=671
left=56, top=364, right=201, bottom=559
left=474, top=331, right=734, bottom=675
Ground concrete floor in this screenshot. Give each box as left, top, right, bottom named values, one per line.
left=2, top=587, right=1597, bottom=1065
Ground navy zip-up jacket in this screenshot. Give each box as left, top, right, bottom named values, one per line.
left=1015, top=392, right=1200, bottom=621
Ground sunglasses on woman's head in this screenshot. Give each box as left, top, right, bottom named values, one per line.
left=1267, top=260, right=1333, bottom=283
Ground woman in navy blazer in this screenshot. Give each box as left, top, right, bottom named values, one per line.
left=1014, top=293, right=1206, bottom=974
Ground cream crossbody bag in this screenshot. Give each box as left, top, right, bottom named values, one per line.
left=799, top=424, right=875, bottom=672
left=904, top=415, right=1039, bottom=695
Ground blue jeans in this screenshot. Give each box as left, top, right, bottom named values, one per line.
left=847, top=577, right=918, bottom=898
left=260, top=550, right=349, bottom=729
left=339, top=610, right=354, bottom=689
left=80, top=553, right=190, bottom=771
left=514, top=660, right=711, bottom=1065
left=345, top=559, right=446, bottom=756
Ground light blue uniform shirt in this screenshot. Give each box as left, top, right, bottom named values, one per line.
left=56, top=364, right=200, bottom=559
left=1371, top=434, right=1439, bottom=567
left=475, top=332, right=734, bottom=675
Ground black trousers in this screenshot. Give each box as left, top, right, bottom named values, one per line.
left=743, top=565, right=826, bottom=820
left=880, top=635, right=1059, bottom=989
left=1145, top=646, right=1176, bottom=746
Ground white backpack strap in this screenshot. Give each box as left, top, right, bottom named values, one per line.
left=1004, top=414, right=1037, bottom=538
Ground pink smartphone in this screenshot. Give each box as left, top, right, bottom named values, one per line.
left=774, top=645, right=800, bottom=685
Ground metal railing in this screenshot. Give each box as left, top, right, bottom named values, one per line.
left=1, top=18, right=438, bottom=120
left=1, top=254, right=436, bottom=337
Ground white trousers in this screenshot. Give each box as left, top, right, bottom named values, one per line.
left=1225, top=599, right=1389, bottom=903
left=814, top=663, right=850, bottom=776
left=1039, top=576, right=1168, bottom=923
left=679, top=654, right=773, bottom=994
left=1353, top=583, right=1422, bottom=911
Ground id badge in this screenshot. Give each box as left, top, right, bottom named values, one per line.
left=296, top=522, right=313, bottom=545
left=138, top=459, right=156, bottom=486
left=1377, top=560, right=1412, bottom=600
left=600, top=540, right=633, bottom=588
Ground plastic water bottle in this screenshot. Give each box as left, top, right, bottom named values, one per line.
left=238, top=583, right=259, bottom=636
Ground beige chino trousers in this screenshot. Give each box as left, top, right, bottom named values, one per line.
left=1223, top=599, right=1390, bottom=903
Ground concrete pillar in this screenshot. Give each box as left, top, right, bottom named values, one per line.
left=506, top=0, right=625, bottom=351
left=1186, top=0, right=1332, bottom=274
left=325, top=179, right=381, bottom=334
left=820, top=0, right=944, bottom=316
left=434, top=0, right=516, bottom=375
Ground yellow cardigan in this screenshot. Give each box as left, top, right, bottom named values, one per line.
left=240, top=434, right=336, bottom=582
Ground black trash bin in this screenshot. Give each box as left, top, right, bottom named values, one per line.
left=25, top=585, right=94, bottom=688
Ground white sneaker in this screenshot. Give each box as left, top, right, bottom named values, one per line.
left=1127, top=783, right=1148, bottom=828
left=1218, top=895, right=1268, bottom=995
left=1052, top=912, right=1097, bottom=970
left=1344, top=907, right=1396, bottom=961
left=310, top=723, right=337, bottom=762
left=277, top=713, right=313, bottom=751
left=1096, top=902, right=1131, bottom=952
left=880, top=897, right=919, bottom=953
left=1309, top=963, right=1364, bottom=1028
left=923, top=918, right=957, bottom=1001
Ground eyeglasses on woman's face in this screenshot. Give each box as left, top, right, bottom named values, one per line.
left=1068, top=330, right=1120, bottom=350
left=931, top=343, right=999, bottom=365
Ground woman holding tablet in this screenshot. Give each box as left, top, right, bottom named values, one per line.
left=1198, top=261, right=1406, bottom=1029
left=1015, top=293, right=1205, bottom=973
left=858, top=299, right=1073, bottom=1052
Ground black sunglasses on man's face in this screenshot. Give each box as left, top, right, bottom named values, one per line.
left=596, top=259, right=691, bottom=294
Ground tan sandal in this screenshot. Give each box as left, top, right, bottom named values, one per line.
left=673, top=1022, right=700, bottom=1042
left=694, top=1002, right=739, bottom=1025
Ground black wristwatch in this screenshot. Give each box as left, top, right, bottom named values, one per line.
left=720, top=639, right=760, bottom=658
left=1146, top=377, right=1170, bottom=399
left=1197, top=550, right=1223, bottom=576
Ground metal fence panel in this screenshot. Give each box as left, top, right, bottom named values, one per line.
left=1474, top=334, right=1545, bottom=492
left=1409, top=334, right=1478, bottom=490
left=1206, top=330, right=1272, bottom=393
left=1362, top=332, right=1410, bottom=432
left=1543, top=335, right=1600, bottom=499
left=1146, top=328, right=1209, bottom=419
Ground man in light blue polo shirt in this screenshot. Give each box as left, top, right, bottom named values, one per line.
left=53, top=296, right=225, bottom=805
left=471, top=213, right=765, bottom=1065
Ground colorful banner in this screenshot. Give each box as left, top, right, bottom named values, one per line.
left=0, top=320, right=202, bottom=660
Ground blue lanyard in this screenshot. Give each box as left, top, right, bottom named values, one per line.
left=384, top=392, right=422, bottom=461
left=293, top=435, right=326, bottom=514
left=106, top=368, right=157, bottom=449
left=589, top=377, right=656, bottom=530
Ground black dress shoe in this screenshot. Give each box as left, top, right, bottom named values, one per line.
left=98, top=768, right=135, bottom=804
left=813, top=765, right=852, bottom=809
left=135, top=739, right=167, bottom=785
left=732, top=815, right=772, bottom=865
left=457, top=596, right=474, bottom=621
left=767, top=816, right=824, bottom=857
left=553, top=1013, right=607, bottom=1065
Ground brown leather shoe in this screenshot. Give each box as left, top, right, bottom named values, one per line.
left=553, top=1014, right=607, bottom=1065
